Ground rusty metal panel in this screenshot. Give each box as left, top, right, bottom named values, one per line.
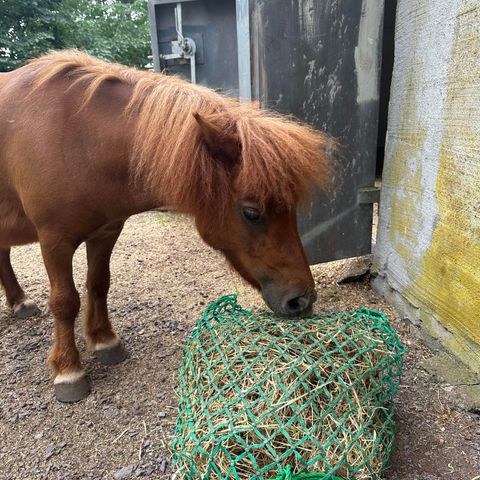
left=250, top=0, right=384, bottom=264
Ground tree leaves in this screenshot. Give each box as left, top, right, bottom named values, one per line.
left=0, top=0, right=151, bottom=72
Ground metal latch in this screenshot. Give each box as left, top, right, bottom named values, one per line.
left=357, top=186, right=381, bottom=204
left=160, top=3, right=197, bottom=83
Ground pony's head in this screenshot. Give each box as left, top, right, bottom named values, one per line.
left=190, top=108, right=331, bottom=317
left=126, top=70, right=332, bottom=317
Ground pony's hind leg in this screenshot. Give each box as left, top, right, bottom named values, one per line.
left=0, top=247, right=40, bottom=318
left=84, top=222, right=127, bottom=365
left=40, top=237, right=89, bottom=402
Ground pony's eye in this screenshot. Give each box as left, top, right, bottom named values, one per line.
left=242, top=206, right=262, bottom=223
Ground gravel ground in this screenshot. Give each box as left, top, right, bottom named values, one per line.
left=0, top=213, right=478, bottom=480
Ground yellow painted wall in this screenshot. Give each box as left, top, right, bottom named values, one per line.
left=374, top=0, right=480, bottom=372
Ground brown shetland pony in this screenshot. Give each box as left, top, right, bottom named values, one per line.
left=0, top=51, right=330, bottom=402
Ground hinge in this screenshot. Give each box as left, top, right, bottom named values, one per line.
left=357, top=186, right=381, bottom=204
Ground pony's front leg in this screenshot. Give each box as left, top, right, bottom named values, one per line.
left=84, top=222, right=127, bottom=365
left=40, top=238, right=90, bottom=402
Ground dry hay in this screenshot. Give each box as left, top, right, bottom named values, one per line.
left=172, top=295, right=405, bottom=480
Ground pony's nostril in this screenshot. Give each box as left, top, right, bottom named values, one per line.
left=262, top=284, right=317, bottom=318
left=285, top=295, right=310, bottom=315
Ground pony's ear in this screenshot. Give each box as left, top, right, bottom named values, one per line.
left=193, top=112, right=241, bottom=164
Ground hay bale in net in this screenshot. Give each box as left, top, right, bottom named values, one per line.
left=172, top=295, right=406, bottom=480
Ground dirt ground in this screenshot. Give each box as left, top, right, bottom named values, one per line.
left=0, top=213, right=479, bottom=480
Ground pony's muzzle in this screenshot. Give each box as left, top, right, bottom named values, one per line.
left=282, top=291, right=316, bottom=317
left=262, top=284, right=317, bottom=318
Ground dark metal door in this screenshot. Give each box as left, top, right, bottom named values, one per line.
left=250, top=0, right=383, bottom=263
left=148, top=0, right=384, bottom=264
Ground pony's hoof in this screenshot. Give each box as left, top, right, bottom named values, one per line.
left=54, top=373, right=91, bottom=403
left=13, top=299, right=40, bottom=319
left=95, top=341, right=128, bottom=366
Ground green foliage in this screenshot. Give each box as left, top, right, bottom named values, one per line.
left=0, top=0, right=65, bottom=71
left=0, top=0, right=151, bottom=72
left=58, top=0, right=151, bottom=69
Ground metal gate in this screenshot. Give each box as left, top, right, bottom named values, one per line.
left=148, top=0, right=384, bottom=264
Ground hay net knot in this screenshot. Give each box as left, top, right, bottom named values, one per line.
left=274, top=465, right=342, bottom=480
left=173, top=294, right=406, bottom=480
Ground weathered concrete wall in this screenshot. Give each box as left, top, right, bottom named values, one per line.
left=374, top=0, right=480, bottom=372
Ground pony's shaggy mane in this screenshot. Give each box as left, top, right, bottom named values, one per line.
left=28, top=50, right=332, bottom=215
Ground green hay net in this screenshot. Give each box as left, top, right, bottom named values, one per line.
left=172, top=295, right=406, bottom=480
